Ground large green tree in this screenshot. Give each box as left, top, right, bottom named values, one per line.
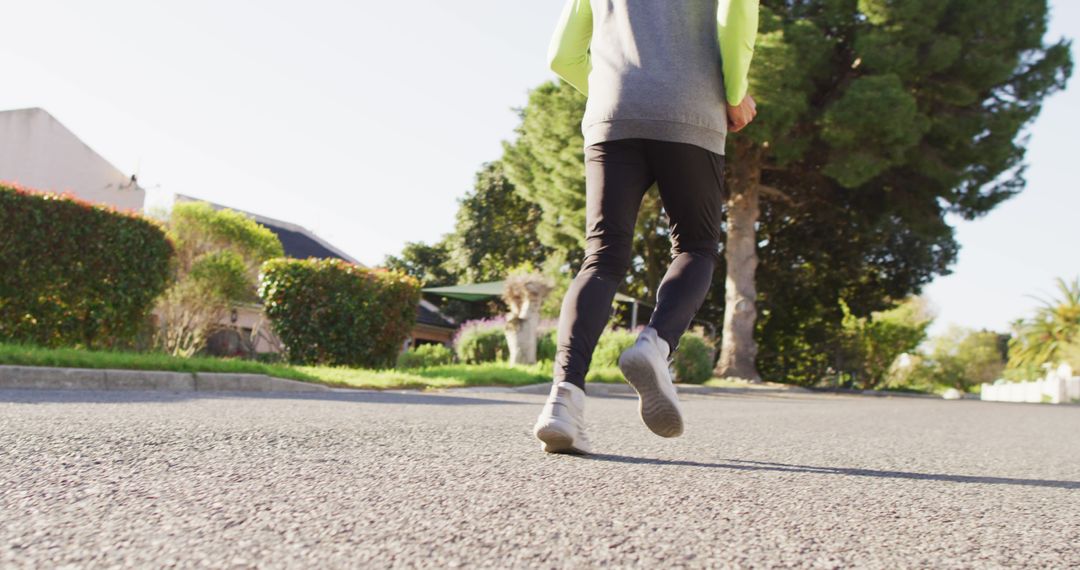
left=382, top=240, right=456, bottom=288
left=502, top=83, right=673, bottom=303
left=711, top=0, right=1071, bottom=380
left=502, top=0, right=1070, bottom=384
left=446, top=161, right=551, bottom=283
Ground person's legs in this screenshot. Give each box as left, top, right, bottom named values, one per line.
left=553, top=139, right=655, bottom=391
left=645, top=140, right=726, bottom=350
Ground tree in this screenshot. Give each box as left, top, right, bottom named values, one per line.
left=1059, top=337, right=1080, bottom=372
left=382, top=240, right=456, bottom=287
left=908, top=326, right=1008, bottom=392
left=502, top=83, right=589, bottom=263
left=1007, top=277, right=1080, bottom=373
left=712, top=180, right=958, bottom=385
left=836, top=297, right=933, bottom=389
left=445, top=161, right=551, bottom=283
left=502, top=271, right=554, bottom=365
left=156, top=202, right=283, bottom=356
left=709, top=0, right=1071, bottom=380
left=502, top=82, right=676, bottom=304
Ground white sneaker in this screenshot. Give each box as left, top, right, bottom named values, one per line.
left=533, top=381, right=592, bottom=454
left=618, top=327, right=684, bottom=437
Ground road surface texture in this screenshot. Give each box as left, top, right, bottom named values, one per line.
left=1, top=387, right=1077, bottom=568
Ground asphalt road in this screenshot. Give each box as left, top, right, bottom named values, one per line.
left=1, top=387, right=1078, bottom=568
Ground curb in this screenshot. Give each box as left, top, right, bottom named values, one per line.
left=0, top=365, right=330, bottom=393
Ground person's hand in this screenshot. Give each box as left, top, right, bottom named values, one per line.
left=726, top=94, right=757, bottom=132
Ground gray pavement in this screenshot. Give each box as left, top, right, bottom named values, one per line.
left=1, top=387, right=1077, bottom=568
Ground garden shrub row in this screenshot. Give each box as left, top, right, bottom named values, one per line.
left=397, top=343, right=454, bottom=369
left=0, top=184, right=173, bottom=348
left=259, top=258, right=420, bottom=368
left=450, top=316, right=716, bottom=383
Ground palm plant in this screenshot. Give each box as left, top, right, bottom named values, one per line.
left=1007, top=277, right=1080, bottom=372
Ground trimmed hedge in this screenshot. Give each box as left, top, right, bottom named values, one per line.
left=259, top=258, right=420, bottom=368
left=0, top=184, right=173, bottom=348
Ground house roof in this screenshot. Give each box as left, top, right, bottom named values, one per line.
left=417, top=303, right=455, bottom=329
left=173, top=193, right=360, bottom=264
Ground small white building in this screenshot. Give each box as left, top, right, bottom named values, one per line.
left=0, top=107, right=144, bottom=211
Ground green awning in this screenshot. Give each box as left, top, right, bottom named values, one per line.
left=422, top=281, right=509, bottom=302
left=423, top=280, right=642, bottom=304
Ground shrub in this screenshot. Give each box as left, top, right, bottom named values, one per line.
left=259, top=258, right=420, bottom=368
left=156, top=202, right=284, bottom=357
left=537, top=327, right=558, bottom=362
left=673, top=331, right=715, bottom=384
left=454, top=318, right=509, bottom=363
left=592, top=328, right=639, bottom=368
left=0, top=184, right=173, bottom=348
left=397, top=343, right=454, bottom=369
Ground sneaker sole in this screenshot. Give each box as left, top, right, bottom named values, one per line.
left=619, top=349, right=684, bottom=438
left=534, top=422, right=589, bottom=455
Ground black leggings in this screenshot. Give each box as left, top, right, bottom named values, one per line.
left=553, top=138, right=727, bottom=390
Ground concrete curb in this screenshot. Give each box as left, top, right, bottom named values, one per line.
left=0, top=366, right=330, bottom=393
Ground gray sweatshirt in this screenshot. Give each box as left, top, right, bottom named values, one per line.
left=548, top=0, right=733, bottom=156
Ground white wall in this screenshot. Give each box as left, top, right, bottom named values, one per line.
left=981, top=365, right=1080, bottom=404
left=0, top=108, right=144, bottom=211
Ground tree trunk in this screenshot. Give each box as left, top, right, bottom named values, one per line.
left=503, top=274, right=553, bottom=365
left=715, top=147, right=762, bottom=381
left=505, top=295, right=540, bottom=362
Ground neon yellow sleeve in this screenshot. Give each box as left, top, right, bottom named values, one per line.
left=547, top=0, right=593, bottom=97
left=717, top=0, right=759, bottom=106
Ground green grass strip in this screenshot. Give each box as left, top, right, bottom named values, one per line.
left=0, top=343, right=627, bottom=390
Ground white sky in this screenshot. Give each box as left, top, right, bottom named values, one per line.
left=0, top=0, right=1076, bottom=335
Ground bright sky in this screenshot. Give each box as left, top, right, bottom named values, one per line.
left=1, top=0, right=1076, bottom=335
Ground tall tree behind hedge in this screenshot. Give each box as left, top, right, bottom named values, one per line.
left=712, top=0, right=1071, bottom=380
left=156, top=201, right=283, bottom=356
left=502, top=82, right=673, bottom=303
left=0, top=184, right=172, bottom=348
left=383, top=240, right=457, bottom=287
left=450, top=0, right=1068, bottom=386
left=446, top=161, right=551, bottom=283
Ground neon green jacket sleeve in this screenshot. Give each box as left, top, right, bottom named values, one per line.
left=547, top=0, right=593, bottom=96
left=717, top=0, right=759, bottom=106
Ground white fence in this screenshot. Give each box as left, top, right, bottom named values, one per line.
left=981, top=364, right=1080, bottom=404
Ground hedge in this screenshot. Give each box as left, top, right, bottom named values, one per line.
left=0, top=184, right=173, bottom=348
left=258, top=258, right=420, bottom=368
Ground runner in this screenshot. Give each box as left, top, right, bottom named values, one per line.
left=533, top=0, right=760, bottom=454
